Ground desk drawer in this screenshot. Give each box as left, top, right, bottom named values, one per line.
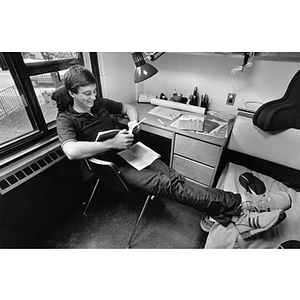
left=172, top=155, right=214, bottom=186
left=174, top=135, right=221, bottom=167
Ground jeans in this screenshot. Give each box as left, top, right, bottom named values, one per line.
left=114, top=157, right=242, bottom=227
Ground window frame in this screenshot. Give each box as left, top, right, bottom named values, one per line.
left=0, top=52, right=84, bottom=165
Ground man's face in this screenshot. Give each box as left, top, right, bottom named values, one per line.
left=70, top=84, right=97, bottom=111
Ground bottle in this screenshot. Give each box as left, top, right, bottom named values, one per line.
left=190, top=87, right=199, bottom=106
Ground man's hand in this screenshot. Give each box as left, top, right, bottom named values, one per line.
left=113, top=129, right=134, bottom=149
left=128, top=118, right=145, bottom=134
left=128, top=120, right=139, bottom=135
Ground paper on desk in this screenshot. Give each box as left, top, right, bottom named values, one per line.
left=207, top=122, right=228, bottom=138
left=148, top=106, right=181, bottom=120
left=171, top=114, right=204, bottom=131
left=171, top=115, right=228, bottom=137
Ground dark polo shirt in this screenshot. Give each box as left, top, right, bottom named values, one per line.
left=56, top=97, right=123, bottom=148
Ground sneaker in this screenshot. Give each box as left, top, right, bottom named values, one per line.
left=199, top=214, right=215, bottom=232
left=241, top=191, right=292, bottom=212
left=234, top=209, right=286, bottom=240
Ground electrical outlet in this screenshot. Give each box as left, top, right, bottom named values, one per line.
left=226, top=93, right=236, bottom=105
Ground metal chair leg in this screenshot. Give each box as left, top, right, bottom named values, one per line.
left=127, top=195, right=154, bottom=248
left=83, top=179, right=100, bottom=215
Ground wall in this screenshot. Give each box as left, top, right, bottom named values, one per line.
left=142, top=53, right=300, bottom=115
left=96, top=52, right=300, bottom=115
left=97, top=52, right=137, bottom=103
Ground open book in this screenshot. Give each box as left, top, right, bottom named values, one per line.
left=117, top=142, right=161, bottom=171
left=95, top=118, right=146, bottom=141
left=95, top=129, right=120, bottom=141
left=95, top=129, right=160, bottom=171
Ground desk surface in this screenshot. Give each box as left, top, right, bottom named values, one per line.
left=134, top=103, right=232, bottom=147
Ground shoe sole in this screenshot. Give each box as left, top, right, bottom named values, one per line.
left=239, top=172, right=266, bottom=195
left=199, top=214, right=215, bottom=232
left=286, top=194, right=292, bottom=211
left=240, top=210, right=286, bottom=240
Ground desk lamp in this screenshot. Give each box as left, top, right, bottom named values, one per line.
left=132, top=52, right=165, bottom=83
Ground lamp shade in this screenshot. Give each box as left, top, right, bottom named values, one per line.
left=132, top=52, right=158, bottom=83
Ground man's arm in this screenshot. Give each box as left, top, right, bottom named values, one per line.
left=63, top=129, right=134, bottom=160
left=59, top=102, right=138, bottom=160
left=122, top=102, right=142, bottom=134
left=122, top=102, right=139, bottom=122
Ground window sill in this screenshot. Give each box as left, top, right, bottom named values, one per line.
left=1, top=135, right=59, bottom=167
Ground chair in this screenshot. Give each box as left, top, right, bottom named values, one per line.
left=253, top=69, right=300, bottom=131
left=83, top=157, right=155, bottom=249
left=51, top=86, right=154, bottom=248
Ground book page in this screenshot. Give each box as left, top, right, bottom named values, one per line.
left=117, top=142, right=160, bottom=171
left=130, top=142, right=159, bottom=163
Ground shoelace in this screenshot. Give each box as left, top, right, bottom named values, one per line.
left=241, top=193, right=272, bottom=213
left=248, top=193, right=272, bottom=212
left=241, top=200, right=260, bottom=212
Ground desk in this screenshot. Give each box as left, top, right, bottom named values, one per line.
left=118, top=103, right=234, bottom=188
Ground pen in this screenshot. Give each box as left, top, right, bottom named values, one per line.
left=158, top=118, right=167, bottom=127
left=136, top=117, right=146, bottom=126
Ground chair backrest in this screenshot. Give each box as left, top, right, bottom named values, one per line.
left=85, top=157, right=130, bottom=194
left=252, top=69, right=300, bottom=131
left=51, top=85, right=73, bottom=113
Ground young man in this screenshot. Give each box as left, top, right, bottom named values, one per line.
left=56, top=65, right=291, bottom=240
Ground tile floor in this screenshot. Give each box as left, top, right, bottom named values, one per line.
left=41, top=183, right=208, bottom=249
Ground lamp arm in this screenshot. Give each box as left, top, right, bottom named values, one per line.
left=148, top=52, right=165, bottom=62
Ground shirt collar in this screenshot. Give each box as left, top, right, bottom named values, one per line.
left=68, top=104, right=94, bottom=117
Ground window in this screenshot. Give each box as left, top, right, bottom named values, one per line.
left=22, top=52, right=81, bottom=124
left=0, top=52, right=84, bottom=162
left=0, top=62, right=34, bottom=145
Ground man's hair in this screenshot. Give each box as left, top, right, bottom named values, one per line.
left=64, top=65, right=96, bottom=94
